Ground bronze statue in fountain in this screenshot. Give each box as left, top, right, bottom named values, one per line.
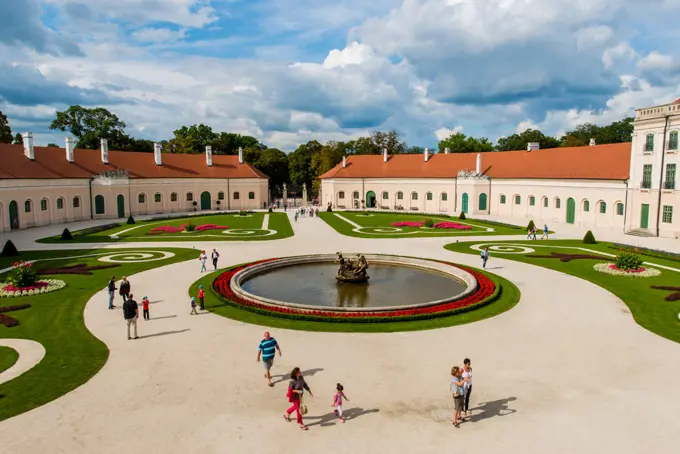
left=335, top=252, right=369, bottom=283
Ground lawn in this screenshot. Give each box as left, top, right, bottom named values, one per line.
left=37, top=211, right=293, bottom=243
left=189, top=266, right=520, bottom=333
left=0, top=247, right=196, bottom=422
left=444, top=239, right=680, bottom=343
left=319, top=211, right=526, bottom=238
left=0, top=346, right=19, bottom=374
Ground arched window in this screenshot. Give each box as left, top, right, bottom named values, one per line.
left=57, top=198, right=64, bottom=210
left=543, top=197, right=548, bottom=208
left=500, top=195, right=506, bottom=204
left=186, top=193, right=193, bottom=202
left=248, top=191, right=255, bottom=200
left=233, top=192, right=240, bottom=200
left=397, top=191, right=403, bottom=200
left=669, top=131, right=678, bottom=150
left=382, top=191, right=388, bottom=200
left=555, top=198, right=561, bottom=209
left=73, top=196, right=80, bottom=208
left=353, top=191, right=359, bottom=199
left=24, top=200, right=32, bottom=213
left=583, top=200, right=590, bottom=212
left=426, top=192, right=433, bottom=201
left=95, top=195, right=105, bottom=214
left=40, top=199, right=48, bottom=211
left=411, top=192, right=418, bottom=200
left=616, top=202, right=624, bottom=216
left=171, top=193, right=178, bottom=202
left=138, top=193, right=146, bottom=204
left=338, top=191, right=345, bottom=199
left=514, top=195, right=521, bottom=205
left=218, top=192, right=225, bottom=201
left=154, top=193, right=162, bottom=203
left=599, top=201, right=607, bottom=214
left=529, top=196, right=535, bottom=206
left=645, top=133, right=654, bottom=152
left=441, top=192, right=448, bottom=201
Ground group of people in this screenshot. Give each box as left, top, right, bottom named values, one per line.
left=527, top=223, right=550, bottom=240
left=450, top=358, right=473, bottom=428
left=198, top=249, right=220, bottom=273
left=294, top=206, right=319, bottom=222
left=257, top=331, right=349, bottom=431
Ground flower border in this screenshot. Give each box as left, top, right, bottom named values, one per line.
left=593, top=263, right=661, bottom=278
left=211, top=258, right=499, bottom=323
left=0, top=279, right=67, bottom=297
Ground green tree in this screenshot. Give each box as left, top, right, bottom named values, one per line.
left=49, top=106, right=129, bottom=149
left=495, top=129, right=560, bottom=151
left=0, top=111, right=12, bottom=143
left=438, top=132, right=494, bottom=153
left=289, top=140, right=322, bottom=192
left=560, top=135, right=586, bottom=147
left=403, top=145, right=425, bottom=154
left=370, top=130, right=406, bottom=154
left=13, top=133, right=23, bottom=145
left=46, top=143, right=60, bottom=148
left=310, top=142, right=345, bottom=193
left=256, top=148, right=289, bottom=195
left=561, top=118, right=634, bottom=146
left=168, top=124, right=217, bottom=154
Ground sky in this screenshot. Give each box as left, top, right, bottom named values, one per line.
left=1, top=0, right=680, bottom=151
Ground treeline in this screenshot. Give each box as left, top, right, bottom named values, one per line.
left=0, top=105, right=634, bottom=196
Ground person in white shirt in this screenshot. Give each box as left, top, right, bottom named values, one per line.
left=461, top=358, right=473, bottom=417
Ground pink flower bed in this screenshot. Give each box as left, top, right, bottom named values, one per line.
left=2, top=281, right=49, bottom=292
left=608, top=264, right=646, bottom=273
left=195, top=224, right=228, bottom=231
left=434, top=222, right=472, bottom=230
left=392, top=221, right=423, bottom=227
left=150, top=225, right=184, bottom=234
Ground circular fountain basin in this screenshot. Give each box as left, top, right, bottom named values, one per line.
left=230, top=254, right=477, bottom=312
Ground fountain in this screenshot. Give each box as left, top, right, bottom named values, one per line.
left=335, top=252, right=369, bottom=284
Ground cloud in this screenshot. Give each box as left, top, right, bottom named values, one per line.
left=132, top=28, right=187, bottom=43
left=322, top=42, right=375, bottom=69
left=434, top=126, right=463, bottom=141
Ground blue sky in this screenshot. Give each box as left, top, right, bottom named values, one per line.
left=1, top=0, right=679, bottom=151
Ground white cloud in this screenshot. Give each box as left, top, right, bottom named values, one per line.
left=516, top=120, right=539, bottom=134
left=602, top=42, right=637, bottom=69
left=637, top=51, right=678, bottom=72
left=322, top=42, right=375, bottom=69
left=434, top=126, right=463, bottom=141
left=132, top=28, right=187, bottom=43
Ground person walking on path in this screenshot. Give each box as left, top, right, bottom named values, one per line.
left=451, top=366, right=469, bottom=427
left=141, top=296, right=150, bottom=320
left=199, top=251, right=208, bottom=272
left=211, top=249, right=220, bottom=270
left=542, top=224, right=549, bottom=240
left=332, top=383, right=349, bottom=423
left=119, top=277, right=130, bottom=303
left=257, top=331, right=282, bottom=386
left=462, top=358, right=473, bottom=417
left=527, top=228, right=532, bottom=240
left=198, top=285, right=205, bottom=311
left=294, top=212, right=298, bottom=222
left=190, top=297, right=198, bottom=315
left=532, top=225, right=538, bottom=240
left=284, top=367, right=313, bottom=430
left=480, top=247, right=490, bottom=269
left=123, top=293, right=139, bottom=340
left=107, top=276, right=116, bottom=309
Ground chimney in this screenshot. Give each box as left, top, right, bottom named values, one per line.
left=22, top=132, right=34, bottom=160
left=206, top=145, right=213, bottom=167
left=65, top=137, right=75, bottom=163
left=100, top=138, right=109, bottom=164
left=589, top=138, right=596, bottom=146
left=527, top=142, right=540, bottom=152
left=342, top=156, right=346, bottom=168
left=383, top=148, right=388, bottom=163
left=238, top=146, right=243, bottom=164
left=445, top=147, right=450, bottom=154
left=476, top=153, right=481, bottom=174
left=154, top=142, right=162, bottom=166
left=424, top=147, right=430, bottom=162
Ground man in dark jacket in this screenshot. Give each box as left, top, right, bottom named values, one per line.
left=123, top=293, right=139, bottom=340
left=107, top=276, right=116, bottom=309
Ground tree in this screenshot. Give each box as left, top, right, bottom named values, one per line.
left=256, top=148, right=289, bottom=195
left=495, top=129, right=560, bottom=151
left=560, top=135, right=586, bottom=147
left=438, top=132, right=494, bottom=153
left=289, top=140, right=323, bottom=192
left=370, top=130, right=406, bottom=155
left=560, top=117, right=634, bottom=146
left=310, top=143, right=345, bottom=193
left=0, top=111, right=12, bottom=143
left=46, top=143, right=60, bottom=148
left=49, top=106, right=129, bottom=149
left=403, top=145, right=425, bottom=154
left=13, top=133, right=23, bottom=145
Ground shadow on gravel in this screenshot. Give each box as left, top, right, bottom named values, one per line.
left=149, top=315, right=177, bottom=320
left=469, top=397, right=517, bottom=422
left=271, top=367, right=325, bottom=386
left=138, top=329, right=190, bottom=339
left=306, top=407, right=380, bottom=427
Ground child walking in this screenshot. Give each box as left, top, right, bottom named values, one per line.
left=332, top=383, right=349, bottom=423
left=198, top=285, right=205, bottom=311
left=190, top=296, right=198, bottom=315
left=142, top=295, right=150, bottom=320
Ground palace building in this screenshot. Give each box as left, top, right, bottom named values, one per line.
left=320, top=100, right=680, bottom=239
left=0, top=139, right=268, bottom=232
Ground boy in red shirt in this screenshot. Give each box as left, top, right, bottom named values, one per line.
left=198, top=285, right=205, bottom=311
left=142, top=296, right=150, bottom=320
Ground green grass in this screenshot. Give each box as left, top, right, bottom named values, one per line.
left=319, top=211, right=525, bottom=238
left=189, top=267, right=520, bottom=333
left=444, top=239, right=680, bottom=343
left=0, top=247, right=196, bottom=422
left=37, top=212, right=293, bottom=243
left=0, top=346, right=19, bottom=374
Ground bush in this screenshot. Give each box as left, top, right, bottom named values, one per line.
left=126, top=216, right=135, bottom=225
left=184, top=222, right=196, bottom=232
left=192, top=201, right=198, bottom=206
left=527, top=220, right=535, bottom=231
left=268, top=207, right=273, bottom=213
left=1, top=240, right=19, bottom=257
left=61, top=228, right=73, bottom=240
left=6, top=261, right=37, bottom=287
left=582, top=230, right=597, bottom=244
left=423, top=218, right=434, bottom=228
left=73, top=223, right=121, bottom=237
left=459, top=212, right=466, bottom=220
left=614, top=250, right=643, bottom=271
left=239, top=210, right=248, bottom=216
left=327, top=205, right=333, bottom=212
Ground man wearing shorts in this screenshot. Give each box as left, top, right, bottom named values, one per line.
left=257, top=331, right=282, bottom=387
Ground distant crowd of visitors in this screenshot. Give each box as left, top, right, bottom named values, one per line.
left=294, top=206, right=319, bottom=222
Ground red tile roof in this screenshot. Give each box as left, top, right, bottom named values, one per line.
left=0, top=144, right=268, bottom=180
left=320, top=143, right=631, bottom=180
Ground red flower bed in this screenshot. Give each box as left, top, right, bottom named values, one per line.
left=2, top=282, right=49, bottom=292
left=195, top=224, right=228, bottom=231
left=608, top=264, right=646, bottom=273
left=149, top=223, right=229, bottom=234
left=211, top=258, right=498, bottom=323
left=392, top=221, right=423, bottom=227
left=150, top=225, right=184, bottom=234
left=434, top=222, right=471, bottom=230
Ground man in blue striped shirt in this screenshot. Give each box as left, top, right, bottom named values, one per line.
left=257, top=331, right=282, bottom=387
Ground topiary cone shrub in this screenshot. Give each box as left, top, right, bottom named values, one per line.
left=268, top=207, right=273, bottom=213
left=327, top=205, right=333, bottom=212
left=459, top=212, right=466, bottom=220
left=1, top=240, right=19, bottom=257
left=127, top=216, right=135, bottom=225
left=583, top=230, right=597, bottom=244
left=61, top=228, right=73, bottom=240
left=423, top=218, right=434, bottom=228
left=527, top=220, right=535, bottom=231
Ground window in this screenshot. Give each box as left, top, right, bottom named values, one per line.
left=616, top=203, right=624, bottom=216
left=138, top=193, right=146, bottom=204
left=529, top=196, right=535, bottom=206
left=441, top=193, right=448, bottom=201
left=555, top=198, right=561, bottom=209
left=73, top=197, right=80, bottom=208
left=583, top=200, right=590, bottom=212
left=665, top=163, right=676, bottom=190
left=397, top=191, right=403, bottom=200
left=382, top=191, right=388, bottom=200
left=338, top=191, right=345, bottom=199
left=24, top=200, right=31, bottom=213
left=411, top=192, right=418, bottom=200
left=645, top=133, right=654, bottom=152
left=426, top=192, right=433, bottom=201
left=95, top=195, right=105, bottom=214
left=543, top=197, right=548, bottom=208
left=499, top=195, right=506, bottom=204
left=154, top=193, right=161, bottom=203
left=514, top=195, right=521, bottom=205
left=669, top=131, right=679, bottom=150
left=662, top=205, right=673, bottom=223
left=599, top=201, right=607, bottom=214
left=41, top=199, right=48, bottom=211
left=171, top=193, right=178, bottom=202
left=57, top=198, right=64, bottom=210
left=186, top=193, right=193, bottom=202
left=353, top=191, right=359, bottom=199
left=233, top=192, right=240, bottom=200
left=218, top=191, right=225, bottom=201
left=248, top=191, right=255, bottom=200
left=642, top=164, right=652, bottom=188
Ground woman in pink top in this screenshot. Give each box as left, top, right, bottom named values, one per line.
left=332, top=383, right=349, bottom=423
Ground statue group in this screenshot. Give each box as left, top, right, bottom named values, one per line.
left=335, top=253, right=369, bottom=283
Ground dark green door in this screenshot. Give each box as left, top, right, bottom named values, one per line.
left=9, top=200, right=19, bottom=230
left=200, top=191, right=211, bottom=210
left=461, top=193, right=469, bottom=213
left=117, top=194, right=125, bottom=218
left=366, top=191, right=376, bottom=208
left=478, top=193, right=487, bottom=211
left=640, top=204, right=650, bottom=229
left=566, top=198, right=575, bottom=224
